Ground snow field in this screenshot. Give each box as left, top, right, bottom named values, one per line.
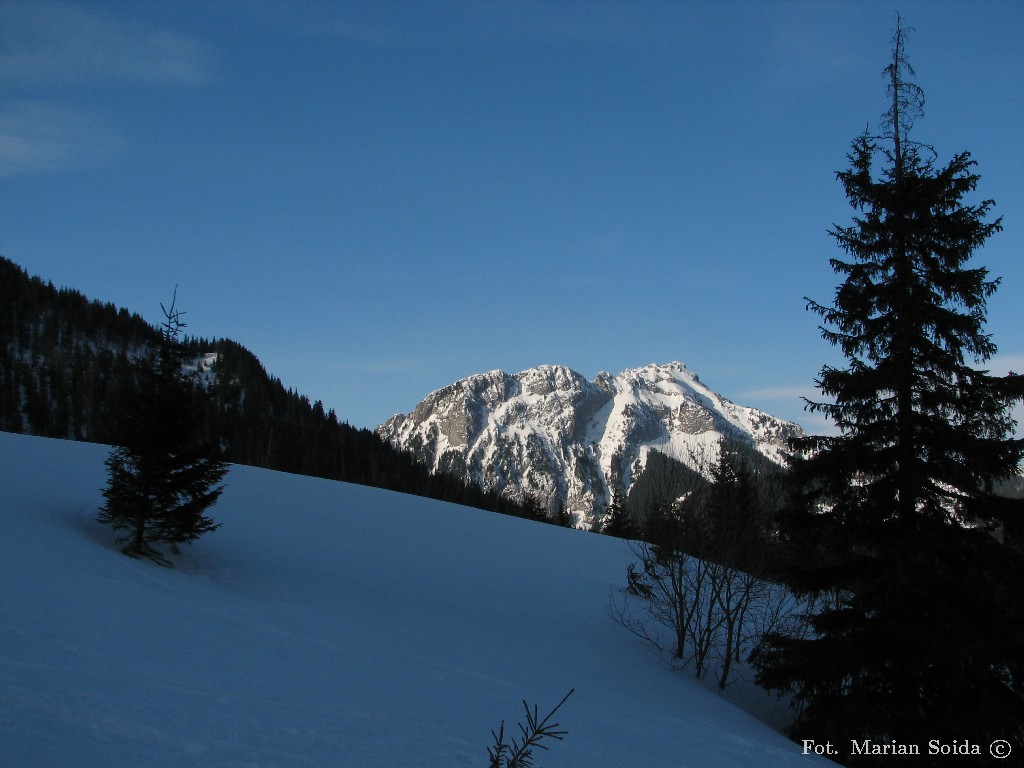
left=1, top=431, right=834, bottom=767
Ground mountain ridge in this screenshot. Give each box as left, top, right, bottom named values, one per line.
left=379, top=361, right=802, bottom=529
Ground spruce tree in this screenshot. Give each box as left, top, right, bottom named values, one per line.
left=98, top=290, right=227, bottom=565
left=754, top=19, right=1024, bottom=760
left=601, top=487, right=636, bottom=539
left=691, top=439, right=768, bottom=574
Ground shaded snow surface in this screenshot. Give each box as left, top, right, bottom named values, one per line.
left=1, top=431, right=834, bottom=767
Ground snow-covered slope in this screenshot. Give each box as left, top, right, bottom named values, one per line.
left=0, top=431, right=832, bottom=767
left=379, top=362, right=802, bottom=528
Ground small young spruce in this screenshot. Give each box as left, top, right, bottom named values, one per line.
left=487, top=688, right=574, bottom=768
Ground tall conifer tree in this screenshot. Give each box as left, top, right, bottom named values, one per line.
left=754, top=19, right=1024, bottom=760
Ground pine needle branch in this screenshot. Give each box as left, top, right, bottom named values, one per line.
left=486, top=688, right=575, bottom=768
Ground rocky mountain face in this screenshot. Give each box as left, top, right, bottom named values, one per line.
left=378, top=362, right=802, bottom=529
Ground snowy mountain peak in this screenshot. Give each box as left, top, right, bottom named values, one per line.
left=379, top=362, right=802, bottom=529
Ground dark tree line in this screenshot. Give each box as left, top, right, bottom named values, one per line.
left=0, top=258, right=161, bottom=440
left=0, top=256, right=541, bottom=521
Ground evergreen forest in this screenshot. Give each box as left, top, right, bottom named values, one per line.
left=0, top=255, right=538, bottom=520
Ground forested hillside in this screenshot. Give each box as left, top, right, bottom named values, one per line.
left=0, top=256, right=537, bottom=517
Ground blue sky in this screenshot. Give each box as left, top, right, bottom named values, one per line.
left=2, top=1, right=1022, bottom=432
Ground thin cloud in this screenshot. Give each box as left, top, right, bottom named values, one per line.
left=309, top=358, right=427, bottom=376
left=246, top=0, right=680, bottom=48
left=797, top=411, right=839, bottom=437
left=734, top=383, right=839, bottom=435
left=736, top=384, right=820, bottom=403
left=0, top=0, right=215, bottom=86
left=0, top=101, right=116, bottom=177
left=463, top=0, right=680, bottom=45
left=985, top=354, right=1024, bottom=377
left=758, top=3, right=864, bottom=93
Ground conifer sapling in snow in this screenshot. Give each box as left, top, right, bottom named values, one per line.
left=98, top=289, right=227, bottom=565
